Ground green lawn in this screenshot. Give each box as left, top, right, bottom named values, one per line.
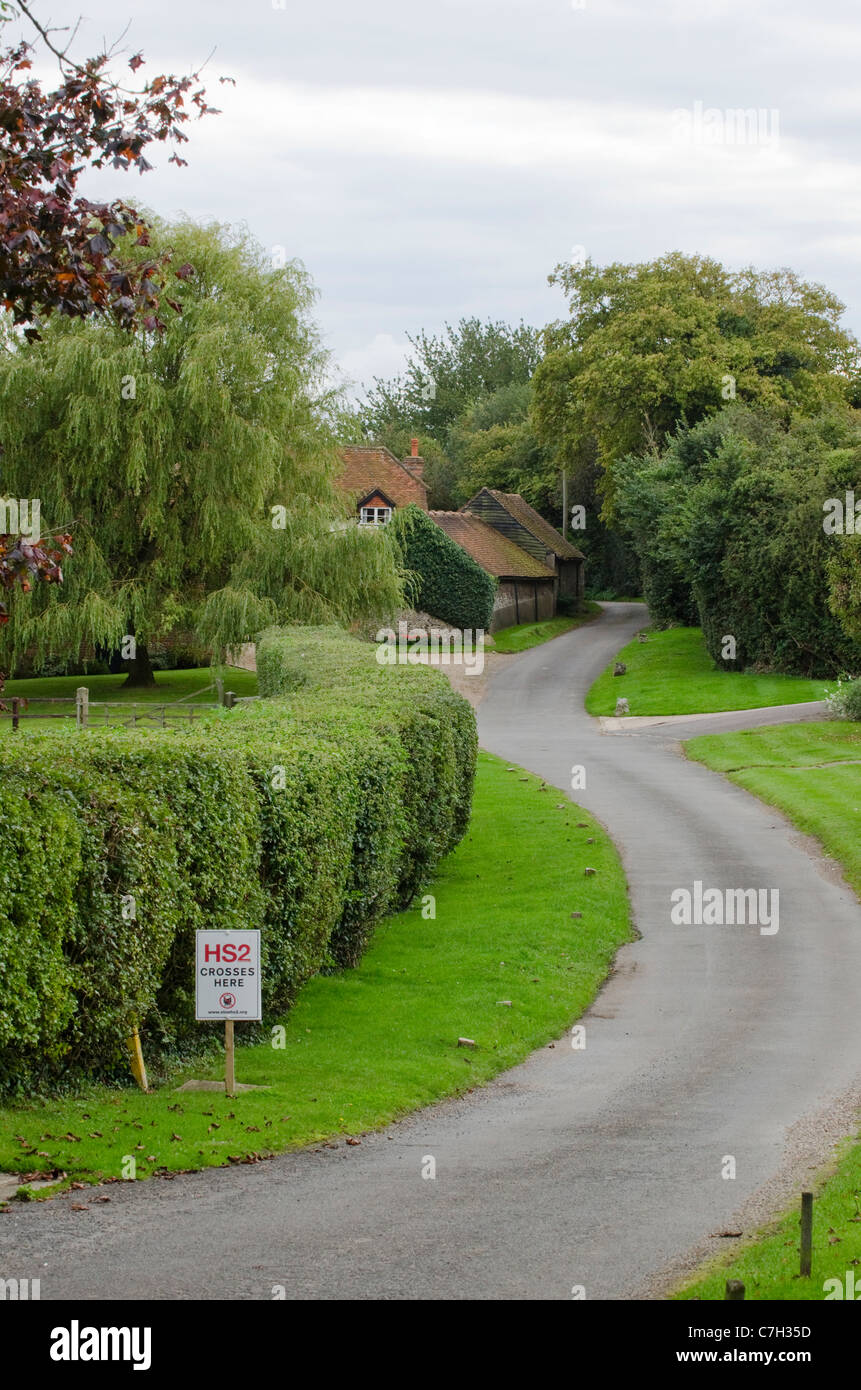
left=490, top=602, right=602, bottom=654
left=585, top=627, right=830, bottom=717
left=676, top=721, right=861, bottom=1299
left=0, top=667, right=258, bottom=733
left=686, top=721, right=861, bottom=894
left=0, top=750, right=632, bottom=1198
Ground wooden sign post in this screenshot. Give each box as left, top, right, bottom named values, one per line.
left=194, top=930, right=261, bottom=1096
left=225, top=1020, right=235, bottom=1098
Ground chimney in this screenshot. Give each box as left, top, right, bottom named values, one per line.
left=403, top=437, right=424, bottom=482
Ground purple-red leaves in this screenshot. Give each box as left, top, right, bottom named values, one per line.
left=0, top=25, right=223, bottom=331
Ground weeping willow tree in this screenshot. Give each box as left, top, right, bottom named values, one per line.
left=0, top=218, right=405, bottom=683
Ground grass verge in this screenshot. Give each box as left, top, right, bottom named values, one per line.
left=585, top=627, right=830, bottom=717
left=0, top=750, right=632, bottom=1199
left=686, top=721, right=861, bottom=894
left=675, top=720, right=861, bottom=1299
left=673, top=1143, right=861, bottom=1301
left=490, top=602, right=602, bottom=654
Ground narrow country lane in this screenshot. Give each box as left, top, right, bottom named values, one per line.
left=3, top=603, right=861, bottom=1300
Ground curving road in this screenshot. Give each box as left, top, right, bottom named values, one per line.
left=3, top=603, right=861, bottom=1300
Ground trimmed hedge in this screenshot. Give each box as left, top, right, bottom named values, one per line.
left=389, top=504, right=496, bottom=632
left=0, top=627, right=477, bottom=1094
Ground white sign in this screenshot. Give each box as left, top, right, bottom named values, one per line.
left=195, top=930, right=262, bottom=1020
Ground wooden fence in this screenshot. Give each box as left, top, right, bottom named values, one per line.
left=0, top=681, right=258, bottom=732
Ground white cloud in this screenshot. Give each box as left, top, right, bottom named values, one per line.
left=336, top=333, right=411, bottom=397
left=17, top=0, right=861, bottom=384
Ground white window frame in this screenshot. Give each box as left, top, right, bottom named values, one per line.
left=359, top=505, right=392, bottom=525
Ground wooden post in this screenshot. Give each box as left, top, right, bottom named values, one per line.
left=800, top=1191, right=813, bottom=1276
left=10, top=696, right=19, bottom=731
left=125, top=1028, right=148, bottom=1092
left=225, top=1020, right=235, bottom=1097
left=725, top=1279, right=745, bottom=1301
left=75, top=686, right=88, bottom=729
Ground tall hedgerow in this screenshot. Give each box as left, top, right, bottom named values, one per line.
left=0, top=626, right=477, bottom=1094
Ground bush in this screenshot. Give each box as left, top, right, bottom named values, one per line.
left=389, top=504, right=496, bottom=632
left=825, top=678, right=861, bottom=720
left=616, top=406, right=861, bottom=675
left=0, top=737, right=263, bottom=1094
left=0, top=626, right=477, bottom=1093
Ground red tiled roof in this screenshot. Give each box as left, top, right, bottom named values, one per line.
left=429, top=512, right=555, bottom=580
left=472, top=490, right=584, bottom=560
left=338, top=446, right=428, bottom=511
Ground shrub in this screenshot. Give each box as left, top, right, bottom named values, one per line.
left=389, top=504, right=496, bottom=631
left=0, top=777, right=81, bottom=1063
left=825, top=678, right=861, bottom=720
left=0, top=737, right=264, bottom=1093
left=0, top=626, right=477, bottom=1093
left=616, top=406, right=861, bottom=675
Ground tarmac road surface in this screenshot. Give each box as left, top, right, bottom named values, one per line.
left=3, top=603, right=860, bottom=1300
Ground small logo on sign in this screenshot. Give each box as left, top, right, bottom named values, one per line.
left=219, top=992, right=237, bottom=1009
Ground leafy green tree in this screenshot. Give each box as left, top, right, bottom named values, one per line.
left=0, top=219, right=405, bottom=684
left=446, top=382, right=554, bottom=509
left=616, top=404, right=861, bottom=675
left=362, top=317, right=542, bottom=446
left=533, top=252, right=861, bottom=510
left=359, top=318, right=560, bottom=515
left=0, top=526, right=72, bottom=700
left=827, top=537, right=861, bottom=645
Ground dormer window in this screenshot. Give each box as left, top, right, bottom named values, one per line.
left=360, top=505, right=392, bottom=525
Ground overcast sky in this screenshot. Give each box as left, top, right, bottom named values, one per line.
left=21, top=0, right=861, bottom=396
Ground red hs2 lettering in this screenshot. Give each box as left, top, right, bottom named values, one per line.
left=204, top=942, right=251, bottom=963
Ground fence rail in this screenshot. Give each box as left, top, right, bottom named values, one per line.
left=0, top=685, right=257, bottom=732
